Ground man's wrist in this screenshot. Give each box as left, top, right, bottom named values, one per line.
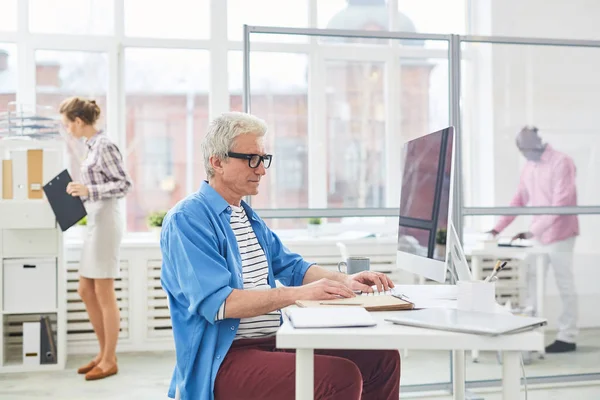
left=277, top=286, right=298, bottom=307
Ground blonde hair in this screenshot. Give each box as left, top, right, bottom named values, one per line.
left=59, top=97, right=101, bottom=126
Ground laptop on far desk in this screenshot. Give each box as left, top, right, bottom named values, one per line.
left=385, top=308, right=547, bottom=336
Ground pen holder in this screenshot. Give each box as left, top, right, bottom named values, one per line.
left=457, top=281, right=496, bottom=313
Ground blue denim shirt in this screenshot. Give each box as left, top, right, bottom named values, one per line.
left=160, top=181, right=314, bottom=399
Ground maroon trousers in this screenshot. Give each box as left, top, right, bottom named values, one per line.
left=214, top=336, right=400, bottom=400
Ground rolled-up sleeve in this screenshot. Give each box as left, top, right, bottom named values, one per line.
left=267, top=227, right=314, bottom=287
left=165, top=212, right=233, bottom=324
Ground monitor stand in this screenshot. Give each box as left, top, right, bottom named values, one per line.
left=445, top=221, right=472, bottom=284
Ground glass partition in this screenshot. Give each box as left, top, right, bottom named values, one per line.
left=464, top=211, right=600, bottom=384
left=461, top=41, right=600, bottom=208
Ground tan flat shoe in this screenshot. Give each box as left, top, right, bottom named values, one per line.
left=85, top=364, right=118, bottom=381
left=77, top=360, right=97, bottom=375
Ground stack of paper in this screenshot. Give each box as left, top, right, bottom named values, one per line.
left=286, top=307, right=377, bottom=329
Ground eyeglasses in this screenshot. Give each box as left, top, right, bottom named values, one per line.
left=227, top=152, right=273, bottom=169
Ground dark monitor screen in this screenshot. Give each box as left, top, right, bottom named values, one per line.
left=397, top=127, right=454, bottom=260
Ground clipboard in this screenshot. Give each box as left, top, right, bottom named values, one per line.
left=42, top=169, right=87, bottom=232
left=296, top=294, right=414, bottom=312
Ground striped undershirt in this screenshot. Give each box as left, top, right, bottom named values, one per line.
left=215, top=204, right=281, bottom=339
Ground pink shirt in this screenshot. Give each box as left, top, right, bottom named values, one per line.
left=494, top=145, right=579, bottom=245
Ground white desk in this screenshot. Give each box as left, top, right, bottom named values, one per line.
left=277, top=296, right=544, bottom=400
left=469, top=246, right=547, bottom=360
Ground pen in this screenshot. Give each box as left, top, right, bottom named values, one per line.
left=483, top=260, right=501, bottom=283
left=485, top=261, right=507, bottom=283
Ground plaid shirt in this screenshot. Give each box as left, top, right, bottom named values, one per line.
left=81, top=132, right=132, bottom=202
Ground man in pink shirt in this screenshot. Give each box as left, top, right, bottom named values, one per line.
left=489, top=126, right=579, bottom=353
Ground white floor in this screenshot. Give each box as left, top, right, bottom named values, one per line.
left=0, top=329, right=599, bottom=399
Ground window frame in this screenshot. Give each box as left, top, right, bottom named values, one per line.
left=0, top=0, right=470, bottom=232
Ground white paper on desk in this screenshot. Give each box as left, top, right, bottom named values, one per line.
left=286, top=307, right=377, bottom=329
left=392, top=285, right=458, bottom=300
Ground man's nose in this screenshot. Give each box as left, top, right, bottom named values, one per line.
left=255, top=162, right=267, bottom=175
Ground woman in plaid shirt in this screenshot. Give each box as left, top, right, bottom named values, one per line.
left=59, top=97, right=132, bottom=381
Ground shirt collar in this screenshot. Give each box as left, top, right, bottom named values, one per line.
left=85, top=130, right=103, bottom=149
left=540, top=144, right=554, bottom=162
left=198, top=181, right=258, bottom=220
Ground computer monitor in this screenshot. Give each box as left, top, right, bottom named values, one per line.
left=396, top=127, right=463, bottom=283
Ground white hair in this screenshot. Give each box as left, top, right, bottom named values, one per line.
left=201, top=112, right=268, bottom=178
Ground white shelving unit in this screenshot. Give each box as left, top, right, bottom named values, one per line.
left=0, top=136, right=66, bottom=373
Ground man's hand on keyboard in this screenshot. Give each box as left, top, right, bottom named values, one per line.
left=345, top=271, right=394, bottom=294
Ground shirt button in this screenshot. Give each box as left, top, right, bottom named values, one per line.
left=216, top=355, right=221, bottom=359
left=230, top=326, right=235, bottom=331
left=227, top=206, right=231, bottom=212
left=238, top=273, right=242, bottom=278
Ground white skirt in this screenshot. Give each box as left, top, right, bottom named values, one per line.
left=79, top=198, right=124, bottom=279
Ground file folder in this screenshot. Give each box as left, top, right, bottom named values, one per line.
left=23, top=322, right=41, bottom=366
left=40, top=316, right=57, bottom=364
left=43, top=169, right=87, bottom=232
left=27, top=149, right=44, bottom=199
left=2, top=159, right=13, bottom=199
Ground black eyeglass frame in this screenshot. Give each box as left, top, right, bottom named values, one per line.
left=227, top=152, right=273, bottom=169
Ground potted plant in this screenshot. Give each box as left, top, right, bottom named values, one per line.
left=435, top=228, right=447, bottom=259
left=69, top=215, right=87, bottom=240
left=307, top=217, right=322, bottom=236
left=147, top=211, right=167, bottom=239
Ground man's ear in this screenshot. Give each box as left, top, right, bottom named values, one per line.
left=210, top=155, right=225, bottom=175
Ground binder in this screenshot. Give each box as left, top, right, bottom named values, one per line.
left=27, top=149, right=44, bottom=199
left=40, top=316, right=57, bottom=364
left=42, top=169, right=87, bottom=232
left=2, top=159, right=12, bottom=199
left=296, top=294, right=414, bottom=312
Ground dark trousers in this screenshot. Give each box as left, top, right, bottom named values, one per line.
left=214, top=336, right=401, bottom=400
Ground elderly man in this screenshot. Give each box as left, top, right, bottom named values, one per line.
left=161, top=112, right=400, bottom=400
left=488, top=126, right=579, bottom=353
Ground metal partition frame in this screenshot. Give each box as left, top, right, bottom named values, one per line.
left=243, top=25, right=600, bottom=392
left=242, top=25, right=458, bottom=224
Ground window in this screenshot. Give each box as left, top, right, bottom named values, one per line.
left=125, top=48, right=209, bottom=231
left=229, top=51, right=309, bottom=209
left=318, top=0, right=468, bottom=34
left=35, top=50, right=108, bottom=128
left=125, top=0, right=209, bottom=39
left=0, top=0, right=17, bottom=31
left=29, top=0, right=114, bottom=35
left=0, top=44, right=17, bottom=111
left=325, top=60, right=386, bottom=208
left=274, top=137, right=306, bottom=191
left=142, top=136, right=173, bottom=190
left=228, top=0, right=308, bottom=42
left=396, top=0, right=467, bottom=34
left=35, top=50, right=108, bottom=183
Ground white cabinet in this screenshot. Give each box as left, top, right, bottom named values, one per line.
left=0, top=140, right=65, bottom=373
